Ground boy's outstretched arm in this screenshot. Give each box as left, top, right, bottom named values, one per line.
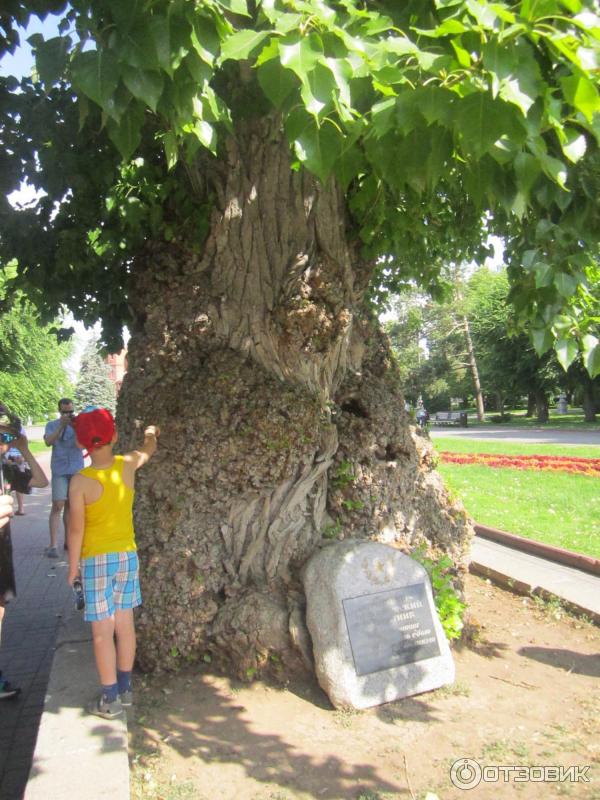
left=67, top=475, right=86, bottom=585
left=125, top=425, right=160, bottom=471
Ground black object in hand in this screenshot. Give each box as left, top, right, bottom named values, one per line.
left=72, top=579, right=85, bottom=610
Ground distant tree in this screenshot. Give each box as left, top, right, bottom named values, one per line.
left=0, top=266, right=72, bottom=420
left=389, top=268, right=564, bottom=423
left=386, top=289, right=472, bottom=412
left=74, top=339, right=116, bottom=413
left=466, top=268, right=561, bottom=422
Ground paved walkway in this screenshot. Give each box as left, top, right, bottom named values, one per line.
left=0, top=476, right=72, bottom=799
left=470, top=537, right=600, bottom=622
left=430, top=425, right=600, bottom=446
left=0, top=455, right=129, bottom=800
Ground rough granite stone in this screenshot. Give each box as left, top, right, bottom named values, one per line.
left=303, top=541, right=455, bottom=709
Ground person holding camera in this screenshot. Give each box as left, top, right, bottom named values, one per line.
left=0, top=411, right=49, bottom=700
left=44, top=398, right=84, bottom=558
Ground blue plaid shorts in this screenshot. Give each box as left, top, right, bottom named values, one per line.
left=81, top=551, right=142, bottom=622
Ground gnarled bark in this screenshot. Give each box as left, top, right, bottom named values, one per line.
left=116, top=117, right=473, bottom=677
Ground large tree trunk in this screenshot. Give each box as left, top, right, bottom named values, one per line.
left=116, top=118, right=473, bottom=677
left=581, top=379, right=597, bottom=423
left=535, top=390, right=549, bottom=423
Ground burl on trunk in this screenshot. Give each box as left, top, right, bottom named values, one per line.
left=116, top=117, right=472, bottom=676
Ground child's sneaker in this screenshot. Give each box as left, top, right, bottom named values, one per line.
left=47, top=546, right=59, bottom=559
left=119, top=690, right=133, bottom=707
left=88, top=694, right=123, bottom=719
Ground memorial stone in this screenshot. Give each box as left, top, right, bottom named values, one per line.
left=303, top=541, right=455, bottom=709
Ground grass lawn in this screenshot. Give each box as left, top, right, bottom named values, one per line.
left=26, top=440, right=46, bottom=454
left=434, top=437, right=600, bottom=559
left=438, top=463, right=600, bottom=558
left=465, top=408, right=599, bottom=430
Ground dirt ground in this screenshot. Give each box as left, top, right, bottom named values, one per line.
left=129, top=574, right=600, bottom=800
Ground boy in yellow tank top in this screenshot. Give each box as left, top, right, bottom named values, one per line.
left=68, top=408, right=159, bottom=719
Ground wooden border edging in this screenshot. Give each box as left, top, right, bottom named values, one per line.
left=474, top=523, right=600, bottom=577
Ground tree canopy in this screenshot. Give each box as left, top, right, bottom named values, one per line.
left=0, top=0, right=599, bottom=370
left=0, top=264, right=72, bottom=420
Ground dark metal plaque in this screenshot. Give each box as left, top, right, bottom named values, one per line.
left=342, top=583, right=441, bottom=676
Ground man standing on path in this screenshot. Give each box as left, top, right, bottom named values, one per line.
left=44, top=398, right=84, bottom=559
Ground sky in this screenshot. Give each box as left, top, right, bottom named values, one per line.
left=0, top=14, right=62, bottom=79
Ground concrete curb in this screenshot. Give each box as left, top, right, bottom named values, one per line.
left=468, top=560, right=600, bottom=625
left=24, top=604, right=131, bottom=800
left=469, top=536, right=600, bottom=625
left=474, top=524, right=600, bottom=577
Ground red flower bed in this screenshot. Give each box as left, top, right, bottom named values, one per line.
left=440, top=452, right=600, bottom=477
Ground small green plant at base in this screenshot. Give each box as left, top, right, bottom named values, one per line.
left=333, top=707, right=360, bottom=728
left=332, top=459, right=355, bottom=489
left=410, top=547, right=466, bottom=640
left=342, top=498, right=364, bottom=511
left=322, top=519, right=343, bottom=539
left=131, top=770, right=200, bottom=800
left=433, top=681, right=471, bottom=698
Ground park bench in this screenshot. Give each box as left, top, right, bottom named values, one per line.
left=431, top=411, right=468, bottom=427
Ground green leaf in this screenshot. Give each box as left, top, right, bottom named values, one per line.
left=582, top=335, right=600, bottom=378
left=451, top=38, right=471, bottom=68
left=294, top=121, right=342, bottom=183
left=121, top=67, right=164, bottom=112
left=33, top=36, right=71, bottom=88
left=189, top=15, right=220, bottom=66
left=554, top=272, right=578, bottom=299
left=163, top=131, right=178, bottom=170
left=71, top=50, right=120, bottom=110
left=561, top=75, right=600, bottom=122
left=192, top=120, right=217, bottom=154
left=413, top=19, right=468, bottom=36
left=371, top=98, right=396, bottom=138
left=416, top=87, right=454, bottom=126
left=534, top=261, right=553, bottom=288
left=220, top=29, right=270, bottom=62
left=300, top=63, right=336, bottom=118
left=456, top=94, right=523, bottom=159
left=561, top=129, right=587, bottom=163
left=514, top=152, right=541, bottom=196
left=531, top=326, right=553, bottom=356
left=149, top=16, right=172, bottom=75
left=279, top=36, right=323, bottom=79
left=482, top=42, right=540, bottom=116
left=106, top=102, right=145, bottom=160
left=325, top=57, right=352, bottom=109
left=257, top=58, right=298, bottom=107
left=216, top=0, right=250, bottom=15
left=555, top=337, right=578, bottom=370
left=105, top=0, right=144, bottom=34
left=529, top=141, right=568, bottom=189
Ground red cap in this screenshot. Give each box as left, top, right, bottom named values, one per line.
left=72, top=408, right=115, bottom=452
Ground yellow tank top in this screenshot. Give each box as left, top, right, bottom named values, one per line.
left=80, top=455, right=136, bottom=558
